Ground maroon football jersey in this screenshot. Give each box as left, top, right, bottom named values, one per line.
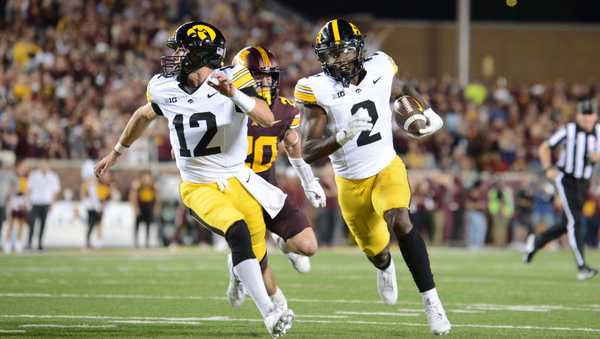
left=246, top=96, right=300, bottom=184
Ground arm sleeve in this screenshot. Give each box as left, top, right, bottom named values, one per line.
left=294, top=79, right=318, bottom=105
left=547, top=126, right=567, bottom=148
left=289, top=112, right=301, bottom=129
left=283, top=98, right=301, bottom=130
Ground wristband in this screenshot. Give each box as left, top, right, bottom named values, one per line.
left=231, top=88, right=256, bottom=113
left=114, top=142, right=129, bottom=155
left=289, top=157, right=316, bottom=187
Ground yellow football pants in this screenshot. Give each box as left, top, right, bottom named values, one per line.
left=335, top=156, right=411, bottom=256
left=179, top=178, right=267, bottom=261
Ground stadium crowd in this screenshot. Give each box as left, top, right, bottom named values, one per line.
left=1, top=0, right=600, bottom=251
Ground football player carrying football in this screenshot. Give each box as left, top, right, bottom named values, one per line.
left=295, top=19, right=450, bottom=335
left=94, top=21, right=293, bottom=338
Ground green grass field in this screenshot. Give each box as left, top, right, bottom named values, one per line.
left=0, top=247, right=599, bottom=338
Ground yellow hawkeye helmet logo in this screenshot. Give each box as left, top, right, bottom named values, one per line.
left=187, top=24, right=216, bottom=41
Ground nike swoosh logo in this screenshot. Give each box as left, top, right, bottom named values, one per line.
left=246, top=175, right=251, bottom=183
left=207, top=92, right=217, bottom=98
left=373, top=76, right=382, bottom=84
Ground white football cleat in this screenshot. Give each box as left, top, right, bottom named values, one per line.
left=226, top=253, right=246, bottom=308
left=376, top=259, right=398, bottom=305
left=287, top=252, right=311, bottom=273
left=264, top=307, right=294, bottom=338
left=423, top=290, right=451, bottom=335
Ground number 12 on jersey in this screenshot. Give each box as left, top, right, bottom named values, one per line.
left=173, top=113, right=221, bottom=157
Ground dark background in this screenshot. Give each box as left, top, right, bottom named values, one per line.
left=278, top=0, right=600, bottom=22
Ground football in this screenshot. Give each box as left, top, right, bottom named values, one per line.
left=392, top=95, right=428, bottom=136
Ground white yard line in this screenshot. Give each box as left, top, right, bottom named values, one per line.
left=1, top=314, right=600, bottom=333
left=2, top=292, right=598, bottom=313
left=112, top=320, right=201, bottom=325
left=336, top=311, right=420, bottom=317
left=20, top=324, right=116, bottom=328
left=0, top=329, right=26, bottom=333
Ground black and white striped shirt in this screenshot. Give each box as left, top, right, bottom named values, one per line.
left=547, top=122, right=600, bottom=180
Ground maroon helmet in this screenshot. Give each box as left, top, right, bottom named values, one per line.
left=233, top=46, right=280, bottom=105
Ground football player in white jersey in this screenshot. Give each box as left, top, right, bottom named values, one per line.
left=295, top=19, right=450, bottom=335
left=94, top=21, right=293, bottom=338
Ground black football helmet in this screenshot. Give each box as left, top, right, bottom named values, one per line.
left=161, top=21, right=226, bottom=80
left=314, top=19, right=365, bottom=87
left=232, top=46, right=280, bottom=105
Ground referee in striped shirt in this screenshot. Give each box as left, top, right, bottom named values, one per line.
left=524, top=99, right=599, bottom=281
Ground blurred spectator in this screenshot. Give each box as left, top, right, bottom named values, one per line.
left=410, top=180, right=436, bottom=243
left=487, top=181, right=514, bottom=247
left=582, top=193, right=599, bottom=248
left=531, top=179, right=557, bottom=233
left=129, top=171, right=159, bottom=248
left=81, top=173, right=115, bottom=249
left=4, top=161, right=28, bottom=254
left=0, top=159, right=13, bottom=250
left=431, top=178, right=447, bottom=245
left=449, top=176, right=466, bottom=244
left=511, top=186, right=534, bottom=249
left=465, top=180, right=487, bottom=249
left=26, top=160, right=60, bottom=250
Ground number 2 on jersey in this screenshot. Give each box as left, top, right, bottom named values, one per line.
left=351, top=100, right=381, bottom=146
left=173, top=113, right=221, bottom=157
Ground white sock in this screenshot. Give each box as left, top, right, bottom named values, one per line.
left=233, top=258, right=274, bottom=317
left=270, top=287, right=288, bottom=310
left=421, top=288, right=441, bottom=305
left=271, top=233, right=290, bottom=254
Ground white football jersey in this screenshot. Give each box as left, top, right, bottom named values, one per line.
left=295, top=51, right=398, bottom=179
left=146, top=64, right=256, bottom=183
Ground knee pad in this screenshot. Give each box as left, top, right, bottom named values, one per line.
left=225, top=220, right=255, bottom=266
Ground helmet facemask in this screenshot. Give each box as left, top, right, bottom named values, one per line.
left=316, top=39, right=364, bottom=87
left=252, top=68, right=280, bottom=106
left=160, top=40, right=185, bottom=77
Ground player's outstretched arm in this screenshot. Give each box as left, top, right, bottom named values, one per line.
left=284, top=128, right=326, bottom=208
left=94, top=103, right=158, bottom=178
